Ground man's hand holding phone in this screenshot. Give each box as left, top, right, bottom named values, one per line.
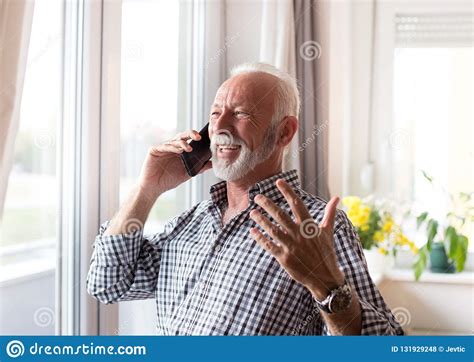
left=104, top=128, right=212, bottom=236
left=138, top=129, right=213, bottom=200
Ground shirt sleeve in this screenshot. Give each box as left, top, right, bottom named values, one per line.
left=320, top=211, right=405, bottom=336
left=86, top=209, right=192, bottom=304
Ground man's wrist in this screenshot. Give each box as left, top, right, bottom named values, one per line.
left=306, top=271, right=346, bottom=301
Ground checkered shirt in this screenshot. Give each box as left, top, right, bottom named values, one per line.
left=87, top=169, right=404, bottom=335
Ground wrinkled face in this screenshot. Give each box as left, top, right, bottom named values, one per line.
left=209, top=72, right=280, bottom=181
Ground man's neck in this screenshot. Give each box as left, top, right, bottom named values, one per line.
left=225, top=166, right=283, bottom=210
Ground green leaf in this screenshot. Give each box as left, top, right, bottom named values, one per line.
left=413, top=246, right=427, bottom=281
left=455, top=235, right=468, bottom=272
left=459, top=192, right=471, bottom=202
left=445, top=226, right=458, bottom=260
left=416, top=212, right=429, bottom=229
left=426, top=219, right=438, bottom=251
left=421, top=170, right=433, bottom=183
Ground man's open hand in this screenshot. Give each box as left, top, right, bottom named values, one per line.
left=249, top=179, right=345, bottom=300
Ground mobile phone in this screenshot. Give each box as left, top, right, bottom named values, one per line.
left=180, top=123, right=212, bottom=177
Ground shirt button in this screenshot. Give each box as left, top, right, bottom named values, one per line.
left=215, top=245, right=221, bottom=252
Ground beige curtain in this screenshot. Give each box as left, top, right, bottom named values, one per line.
left=293, top=0, right=330, bottom=200
left=0, top=0, right=34, bottom=220
left=258, top=0, right=300, bottom=174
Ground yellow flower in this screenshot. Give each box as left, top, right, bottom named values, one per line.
left=408, top=242, right=419, bottom=254
left=378, top=247, right=389, bottom=255
left=382, top=218, right=393, bottom=233
left=347, top=202, right=371, bottom=228
left=394, top=232, right=411, bottom=246
left=342, top=196, right=361, bottom=209
left=374, top=231, right=384, bottom=242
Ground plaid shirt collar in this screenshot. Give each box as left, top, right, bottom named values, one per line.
left=209, top=169, right=300, bottom=207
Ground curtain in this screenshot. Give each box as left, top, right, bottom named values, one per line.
left=0, top=0, right=35, bottom=219
left=293, top=0, right=330, bottom=200
left=258, top=0, right=300, bottom=174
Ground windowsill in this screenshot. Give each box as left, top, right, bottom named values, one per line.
left=0, top=258, right=55, bottom=287
left=380, top=268, right=474, bottom=285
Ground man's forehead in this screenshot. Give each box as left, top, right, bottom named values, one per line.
left=213, top=73, right=278, bottom=107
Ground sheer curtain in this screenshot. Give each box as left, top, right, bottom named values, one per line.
left=258, top=0, right=330, bottom=199
left=0, top=0, right=35, bottom=219
left=259, top=0, right=299, bottom=174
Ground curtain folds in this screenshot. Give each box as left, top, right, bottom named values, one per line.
left=258, top=0, right=299, bottom=174
left=293, top=0, right=330, bottom=200
left=0, top=0, right=35, bottom=219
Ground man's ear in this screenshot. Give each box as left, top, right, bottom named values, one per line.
left=277, top=116, right=298, bottom=147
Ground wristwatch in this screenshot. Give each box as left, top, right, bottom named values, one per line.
left=314, top=279, right=352, bottom=314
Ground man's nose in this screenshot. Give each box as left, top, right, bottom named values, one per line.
left=211, top=111, right=233, bottom=135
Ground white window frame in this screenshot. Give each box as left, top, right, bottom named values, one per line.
left=60, top=0, right=122, bottom=336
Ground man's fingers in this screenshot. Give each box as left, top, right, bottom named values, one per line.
left=249, top=227, right=284, bottom=257
left=276, top=179, right=311, bottom=224
left=150, top=144, right=183, bottom=156
left=249, top=210, right=290, bottom=248
left=173, top=130, right=201, bottom=142
left=254, top=194, right=296, bottom=236
left=176, top=139, right=192, bottom=152
left=320, top=196, right=340, bottom=231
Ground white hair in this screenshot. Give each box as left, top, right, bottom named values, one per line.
left=230, top=62, right=300, bottom=124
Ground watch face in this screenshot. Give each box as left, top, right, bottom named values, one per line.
left=329, top=284, right=352, bottom=313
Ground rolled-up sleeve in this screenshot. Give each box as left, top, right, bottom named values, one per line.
left=86, top=221, right=162, bottom=304
left=320, top=211, right=404, bottom=336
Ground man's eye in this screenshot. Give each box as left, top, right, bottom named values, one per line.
left=211, top=112, right=220, bottom=116
left=235, top=111, right=249, bottom=117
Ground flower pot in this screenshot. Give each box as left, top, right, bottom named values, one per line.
left=363, top=248, right=394, bottom=276
left=429, top=242, right=455, bottom=273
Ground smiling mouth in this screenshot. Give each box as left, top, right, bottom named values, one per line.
left=217, top=145, right=241, bottom=152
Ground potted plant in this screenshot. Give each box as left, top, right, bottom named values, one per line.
left=412, top=172, right=472, bottom=280
left=342, top=196, right=417, bottom=275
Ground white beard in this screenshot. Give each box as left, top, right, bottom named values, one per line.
left=210, top=122, right=278, bottom=181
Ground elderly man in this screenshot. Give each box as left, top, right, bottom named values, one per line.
left=87, top=63, right=403, bottom=336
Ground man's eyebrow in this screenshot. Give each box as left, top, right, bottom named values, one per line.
left=211, top=101, right=253, bottom=109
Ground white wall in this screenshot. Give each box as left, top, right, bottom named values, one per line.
left=0, top=271, right=55, bottom=335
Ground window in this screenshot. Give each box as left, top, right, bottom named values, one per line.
left=118, top=0, right=186, bottom=335
left=392, top=13, right=473, bottom=248
left=0, top=0, right=63, bottom=334
left=120, top=0, right=185, bottom=235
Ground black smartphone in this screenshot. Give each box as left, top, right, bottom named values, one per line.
left=180, top=123, right=212, bottom=177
